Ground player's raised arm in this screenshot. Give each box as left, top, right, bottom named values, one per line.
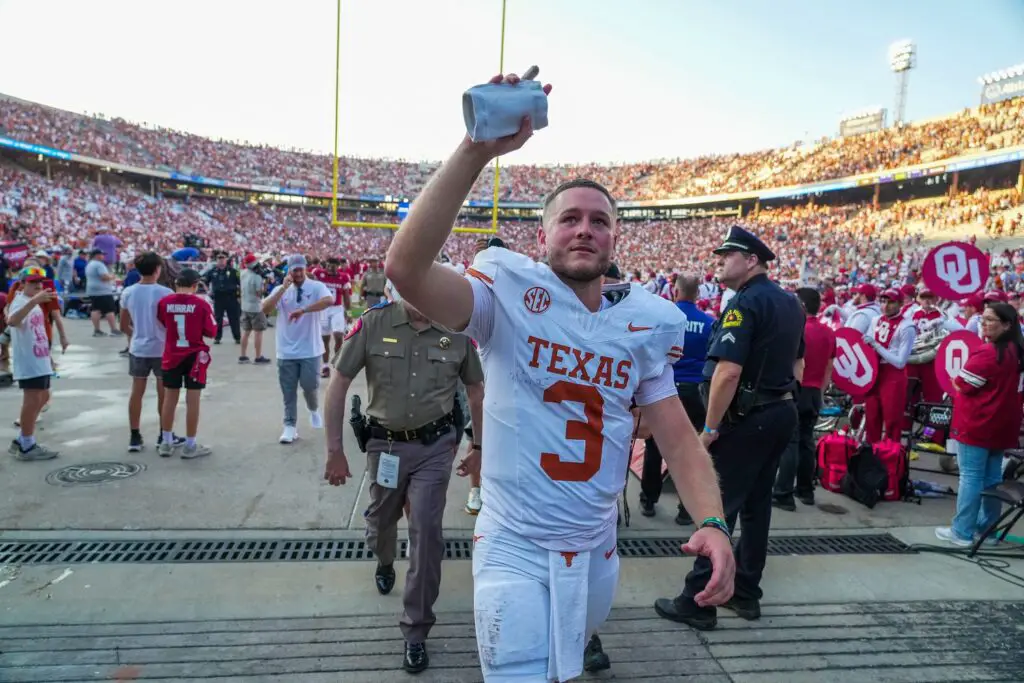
left=386, top=72, right=551, bottom=331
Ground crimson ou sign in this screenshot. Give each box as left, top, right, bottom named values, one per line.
left=832, top=328, right=879, bottom=397
left=935, top=330, right=984, bottom=397
left=921, top=241, right=990, bottom=300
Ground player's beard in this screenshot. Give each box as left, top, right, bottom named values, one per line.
left=548, top=250, right=611, bottom=285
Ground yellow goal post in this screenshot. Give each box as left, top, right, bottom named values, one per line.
left=330, top=0, right=506, bottom=235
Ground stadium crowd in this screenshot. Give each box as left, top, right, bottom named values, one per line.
left=2, top=94, right=1023, bottom=201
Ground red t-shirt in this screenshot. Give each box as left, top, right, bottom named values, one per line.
left=157, top=293, right=216, bottom=370
left=952, top=343, right=1024, bottom=450
left=318, top=271, right=352, bottom=307
left=801, top=317, right=836, bottom=390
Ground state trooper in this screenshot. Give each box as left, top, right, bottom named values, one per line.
left=322, top=280, right=484, bottom=674
left=656, top=225, right=804, bottom=630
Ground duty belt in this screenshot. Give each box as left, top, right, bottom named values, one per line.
left=367, top=414, right=453, bottom=443
left=752, top=391, right=793, bottom=408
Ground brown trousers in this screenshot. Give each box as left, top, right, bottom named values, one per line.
left=365, top=431, right=457, bottom=643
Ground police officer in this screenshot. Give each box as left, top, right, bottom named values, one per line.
left=640, top=273, right=713, bottom=523
left=202, top=251, right=241, bottom=344
left=655, top=225, right=803, bottom=630
left=361, top=259, right=387, bottom=307
left=323, top=283, right=484, bottom=674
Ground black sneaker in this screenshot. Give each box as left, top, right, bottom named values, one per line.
left=234, top=339, right=241, bottom=345
left=675, top=507, right=693, bottom=526
left=583, top=633, right=611, bottom=672
left=639, top=493, right=656, bottom=517
left=128, top=432, right=144, bottom=453
left=214, top=339, right=221, bottom=345
left=654, top=595, right=717, bottom=630
left=375, top=563, right=396, bottom=595
left=403, top=641, right=429, bottom=673
left=253, top=356, right=271, bottom=364
left=772, top=496, right=797, bottom=512
left=238, top=356, right=251, bottom=364
left=722, top=595, right=761, bottom=621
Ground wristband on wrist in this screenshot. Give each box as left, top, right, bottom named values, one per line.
left=699, top=516, right=731, bottom=540
left=703, top=425, right=718, bottom=435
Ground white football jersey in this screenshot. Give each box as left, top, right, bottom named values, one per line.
left=464, top=248, right=686, bottom=552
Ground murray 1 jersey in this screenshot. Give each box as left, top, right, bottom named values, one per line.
left=463, top=247, right=686, bottom=552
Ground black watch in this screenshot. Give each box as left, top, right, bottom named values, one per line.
left=471, top=443, right=482, bottom=451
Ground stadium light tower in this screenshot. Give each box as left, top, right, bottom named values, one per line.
left=888, top=40, right=916, bottom=127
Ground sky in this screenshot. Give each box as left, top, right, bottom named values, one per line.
left=0, top=0, right=1021, bottom=165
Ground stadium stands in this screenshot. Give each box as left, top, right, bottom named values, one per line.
left=1, top=93, right=1023, bottom=289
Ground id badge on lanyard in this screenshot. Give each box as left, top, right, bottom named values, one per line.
left=377, top=452, right=400, bottom=489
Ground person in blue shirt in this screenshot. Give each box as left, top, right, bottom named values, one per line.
left=73, top=251, right=89, bottom=289
left=639, top=273, right=713, bottom=523
left=171, top=246, right=201, bottom=262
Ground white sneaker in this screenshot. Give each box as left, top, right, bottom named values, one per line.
left=465, top=487, right=482, bottom=515
left=310, top=410, right=324, bottom=429
left=279, top=426, right=298, bottom=444
left=934, top=527, right=972, bottom=547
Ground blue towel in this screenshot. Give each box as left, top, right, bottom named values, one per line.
left=463, top=80, right=549, bottom=142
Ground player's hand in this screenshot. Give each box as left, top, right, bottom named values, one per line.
left=861, top=333, right=876, bottom=347
left=282, top=273, right=293, bottom=287
left=699, top=430, right=718, bottom=449
left=682, top=528, right=735, bottom=607
left=456, top=445, right=481, bottom=477
left=33, top=290, right=58, bottom=304
left=465, top=72, right=552, bottom=160
left=288, top=309, right=305, bottom=322
left=324, top=449, right=352, bottom=486
left=59, top=334, right=69, bottom=353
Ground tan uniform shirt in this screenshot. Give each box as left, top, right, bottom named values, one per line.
left=334, top=301, right=484, bottom=430
left=362, top=270, right=387, bottom=296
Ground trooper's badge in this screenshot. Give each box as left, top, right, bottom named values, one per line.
left=439, top=336, right=451, bottom=350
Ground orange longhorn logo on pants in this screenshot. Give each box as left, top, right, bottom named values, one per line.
left=560, top=551, right=578, bottom=568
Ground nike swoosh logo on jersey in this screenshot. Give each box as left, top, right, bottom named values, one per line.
left=627, top=323, right=652, bottom=332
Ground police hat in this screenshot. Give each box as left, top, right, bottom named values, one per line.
left=712, top=225, right=776, bottom=263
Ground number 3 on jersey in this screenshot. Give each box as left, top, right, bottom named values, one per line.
left=541, top=380, right=605, bottom=482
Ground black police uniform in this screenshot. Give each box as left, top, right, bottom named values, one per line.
left=668, top=226, right=805, bottom=622
left=203, top=264, right=242, bottom=343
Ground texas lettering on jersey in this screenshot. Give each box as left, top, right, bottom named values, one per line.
left=526, top=336, right=632, bottom=389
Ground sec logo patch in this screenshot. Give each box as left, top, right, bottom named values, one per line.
left=524, top=286, right=551, bottom=314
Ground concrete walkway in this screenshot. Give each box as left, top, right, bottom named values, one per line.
left=2, top=322, right=1023, bottom=681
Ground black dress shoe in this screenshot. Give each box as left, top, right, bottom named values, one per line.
left=583, top=633, right=611, bottom=672
left=796, top=491, right=816, bottom=506
left=403, top=641, right=429, bottom=673
left=654, top=595, right=717, bottom=630
left=771, top=496, right=796, bottom=512
left=639, top=494, right=656, bottom=517
left=675, top=507, right=693, bottom=526
left=722, top=595, right=761, bottom=621
left=375, top=563, right=395, bottom=595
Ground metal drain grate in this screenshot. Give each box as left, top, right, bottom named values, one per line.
left=0, top=533, right=911, bottom=566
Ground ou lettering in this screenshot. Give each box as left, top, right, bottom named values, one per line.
left=834, top=338, right=873, bottom=388
left=944, top=339, right=971, bottom=380
left=934, top=246, right=982, bottom=294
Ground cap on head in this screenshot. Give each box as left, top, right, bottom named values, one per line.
left=486, top=237, right=508, bottom=250
left=960, top=294, right=983, bottom=309
left=917, top=285, right=935, bottom=298
left=879, top=288, right=901, bottom=302
left=853, top=283, right=878, bottom=301
left=176, top=268, right=202, bottom=288
left=984, top=290, right=1009, bottom=303
left=286, top=254, right=307, bottom=270
left=712, top=225, right=776, bottom=262
left=34, top=250, right=49, bottom=259
left=900, top=284, right=916, bottom=298
left=19, top=266, right=46, bottom=283
left=90, top=248, right=104, bottom=257
left=243, top=253, right=257, bottom=265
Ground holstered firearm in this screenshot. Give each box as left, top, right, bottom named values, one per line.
left=350, top=395, right=370, bottom=453
left=452, top=391, right=467, bottom=450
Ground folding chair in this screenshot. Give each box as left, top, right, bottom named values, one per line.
left=968, top=449, right=1024, bottom=557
